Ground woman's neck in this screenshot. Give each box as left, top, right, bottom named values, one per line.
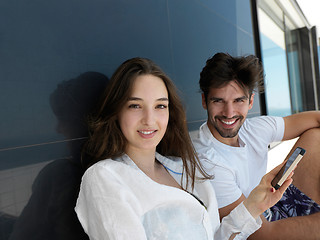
left=125, top=148, right=157, bottom=175
left=125, top=148, right=181, bottom=189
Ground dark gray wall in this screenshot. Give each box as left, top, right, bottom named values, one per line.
left=0, top=0, right=257, bottom=239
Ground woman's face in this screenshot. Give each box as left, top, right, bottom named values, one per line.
left=118, top=74, right=169, bottom=155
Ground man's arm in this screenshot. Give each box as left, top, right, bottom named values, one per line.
left=249, top=212, right=320, bottom=240
left=219, top=195, right=320, bottom=240
left=218, top=194, right=246, bottom=221
left=283, top=111, right=320, bottom=140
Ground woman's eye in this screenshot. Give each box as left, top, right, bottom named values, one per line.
left=128, top=104, right=140, bottom=109
left=156, top=104, right=168, bottom=109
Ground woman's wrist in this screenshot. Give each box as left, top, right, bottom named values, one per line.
left=243, top=198, right=262, bottom=219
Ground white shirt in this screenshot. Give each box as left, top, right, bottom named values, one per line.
left=192, top=116, right=284, bottom=208
left=75, top=152, right=262, bottom=239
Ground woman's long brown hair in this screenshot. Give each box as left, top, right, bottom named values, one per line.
left=82, top=57, right=211, bottom=189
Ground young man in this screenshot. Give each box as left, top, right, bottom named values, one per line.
left=192, top=52, right=320, bottom=239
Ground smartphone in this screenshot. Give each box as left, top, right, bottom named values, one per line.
left=271, top=147, right=306, bottom=190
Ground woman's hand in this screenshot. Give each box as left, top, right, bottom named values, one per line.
left=243, top=161, right=294, bottom=219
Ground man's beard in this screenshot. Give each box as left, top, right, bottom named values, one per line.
left=212, top=116, right=244, bottom=138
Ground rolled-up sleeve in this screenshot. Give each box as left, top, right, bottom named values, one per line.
left=214, top=202, right=262, bottom=240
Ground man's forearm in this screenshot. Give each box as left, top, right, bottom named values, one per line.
left=249, top=212, right=320, bottom=240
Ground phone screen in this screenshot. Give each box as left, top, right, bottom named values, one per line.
left=282, top=148, right=301, bottom=175
left=271, top=147, right=305, bottom=189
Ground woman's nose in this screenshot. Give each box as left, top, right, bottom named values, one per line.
left=142, top=108, right=155, bottom=125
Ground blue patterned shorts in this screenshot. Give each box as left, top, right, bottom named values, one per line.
left=263, top=184, right=320, bottom=221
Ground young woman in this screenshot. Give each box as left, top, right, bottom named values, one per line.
left=75, top=57, right=292, bottom=239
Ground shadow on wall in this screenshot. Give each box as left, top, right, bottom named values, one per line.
left=8, top=72, right=109, bottom=240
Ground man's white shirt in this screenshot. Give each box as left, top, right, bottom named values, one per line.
left=192, top=116, right=284, bottom=208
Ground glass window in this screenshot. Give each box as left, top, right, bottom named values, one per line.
left=256, top=0, right=320, bottom=115
left=285, top=16, right=304, bottom=113
left=258, top=7, right=292, bottom=116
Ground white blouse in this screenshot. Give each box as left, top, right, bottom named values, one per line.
left=75, top=153, right=261, bottom=240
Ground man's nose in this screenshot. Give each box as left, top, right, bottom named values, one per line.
left=222, top=103, right=234, bottom=118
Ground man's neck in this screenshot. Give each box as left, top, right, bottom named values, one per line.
left=215, top=134, right=239, bottom=147
left=208, top=125, right=240, bottom=147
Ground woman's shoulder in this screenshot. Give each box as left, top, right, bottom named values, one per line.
left=84, top=155, right=133, bottom=179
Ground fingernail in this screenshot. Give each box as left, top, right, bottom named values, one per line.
left=270, top=188, right=275, bottom=193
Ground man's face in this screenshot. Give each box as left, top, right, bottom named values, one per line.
left=202, top=80, right=254, bottom=145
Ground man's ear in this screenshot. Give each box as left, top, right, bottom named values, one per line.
left=201, top=93, right=207, bottom=110
left=248, top=93, right=255, bottom=110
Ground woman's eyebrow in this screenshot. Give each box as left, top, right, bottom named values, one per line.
left=128, top=97, right=169, bottom=101
left=128, top=97, right=142, bottom=101
left=157, top=97, right=169, bottom=101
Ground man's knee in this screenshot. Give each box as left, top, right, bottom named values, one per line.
left=299, top=128, right=320, bottom=142
left=291, top=128, right=320, bottom=204
left=293, top=127, right=320, bottom=165
left=294, top=128, right=320, bottom=151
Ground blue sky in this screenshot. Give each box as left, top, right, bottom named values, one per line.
left=296, top=0, right=320, bottom=33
